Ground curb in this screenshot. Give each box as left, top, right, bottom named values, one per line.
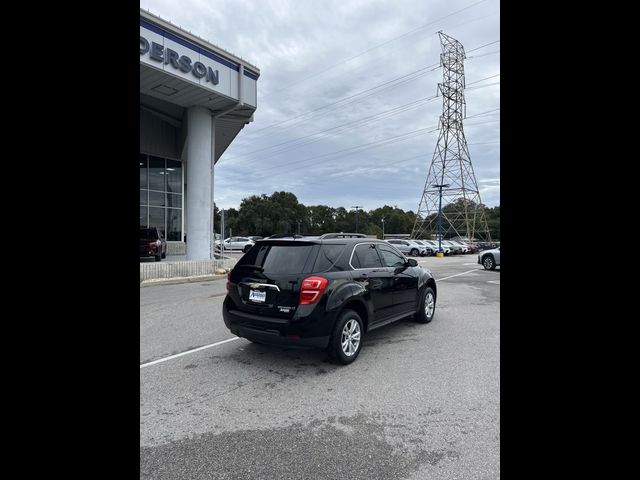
left=140, top=274, right=226, bottom=287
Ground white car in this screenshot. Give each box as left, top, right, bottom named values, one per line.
left=448, top=240, right=470, bottom=253
left=423, top=240, right=451, bottom=255
left=385, top=239, right=428, bottom=256
left=215, top=236, right=255, bottom=253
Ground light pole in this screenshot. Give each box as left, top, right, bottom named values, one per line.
left=381, top=217, right=385, bottom=239
left=351, top=206, right=363, bottom=233
left=432, top=183, right=449, bottom=256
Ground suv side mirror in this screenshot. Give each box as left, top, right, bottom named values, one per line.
left=407, top=258, right=418, bottom=267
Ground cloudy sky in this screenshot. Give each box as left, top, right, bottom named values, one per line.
left=141, top=0, right=500, bottom=212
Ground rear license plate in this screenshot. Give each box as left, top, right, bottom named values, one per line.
left=249, top=290, right=266, bottom=302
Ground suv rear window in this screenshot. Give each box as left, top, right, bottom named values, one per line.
left=237, top=244, right=314, bottom=274
left=140, top=228, right=157, bottom=239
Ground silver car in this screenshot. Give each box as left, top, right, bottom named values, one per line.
left=385, top=239, right=427, bottom=256
left=478, top=247, right=500, bottom=270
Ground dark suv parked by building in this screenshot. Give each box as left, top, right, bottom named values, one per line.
left=223, top=236, right=437, bottom=364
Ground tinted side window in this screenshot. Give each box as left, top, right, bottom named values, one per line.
left=351, top=244, right=383, bottom=269
left=378, top=245, right=406, bottom=268
left=314, top=244, right=347, bottom=272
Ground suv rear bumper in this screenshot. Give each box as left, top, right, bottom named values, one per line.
left=223, top=296, right=332, bottom=349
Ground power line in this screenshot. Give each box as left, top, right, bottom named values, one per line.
left=245, top=63, right=441, bottom=137
left=466, top=39, right=500, bottom=53
left=225, top=95, right=440, bottom=163
left=229, top=77, right=499, bottom=163
left=218, top=116, right=500, bottom=190
left=467, top=50, right=500, bottom=59
left=228, top=81, right=499, bottom=166
left=241, top=53, right=499, bottom=139
left=466, top=73, right=500, bottom=85
left=261, top=0, right=490, bottom=98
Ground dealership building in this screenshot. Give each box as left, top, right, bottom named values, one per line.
left=140, top=8, right=259, bottom=260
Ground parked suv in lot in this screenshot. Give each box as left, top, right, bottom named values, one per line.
left=479, top=247, right=500, bottom=270
left=223, top=236, right=437, bottom=364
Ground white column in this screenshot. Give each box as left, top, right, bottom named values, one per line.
left=186, top=106, right=212, bottom=260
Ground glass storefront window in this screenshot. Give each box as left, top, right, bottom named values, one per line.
left=149, top=156, right=166, bottom=191
left=166, top=159, right=182, bottom=193
left=167, top=209, right=182, bottom=241
left=140, top=206, right=148, bottom=228
left=167, top=193, right=181, bottom=208
left=140, top=153, right=182, bottom=241
left=149, top=207, right=166, bottom=235
left=140, top=154, right=148, bottom=189
left=148, top=191, right=165, bottom=206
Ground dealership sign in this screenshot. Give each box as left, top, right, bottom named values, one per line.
left=139, top=20, right=257, bottom=107
left=140, top=36, right=219, bottom=85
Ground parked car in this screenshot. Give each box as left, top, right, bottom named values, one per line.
left=223, top=235, right=437, bottom=365
left=215, top=236, right=255, bottom=253
left=478, top=247, right=500, bottom=270
left=448, top=240, right=470, bottom=253
left=140, top=227, right=167, bottom=262
left=411, top=240, right=435, bottom=256
left=386, top=239, right=428, bottom=256
left=465, top=243, right=479, bottom=253
left=422, top=240, right=451, bottom=255
left=441, top=240, right=463, bottom=254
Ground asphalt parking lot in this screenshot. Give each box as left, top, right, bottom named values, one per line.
left=140, top=254, right=499, bottom=479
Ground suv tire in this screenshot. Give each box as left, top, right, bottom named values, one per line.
left=154, top=254, right=161, bottom=262
left=482, top=255, right=495, bottom=270
left=415, top=286, right=436, bottom=323
left=410, top=248, right=419, bottom=256
left=329, top=309, right=363, bottom=365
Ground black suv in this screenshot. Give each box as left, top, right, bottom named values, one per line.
left=223, top=236, right=437, bottom=364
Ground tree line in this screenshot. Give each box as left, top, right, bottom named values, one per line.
left=215, top=191, right=500, bottom=240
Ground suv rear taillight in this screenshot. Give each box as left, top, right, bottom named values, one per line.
left=300, top=276, right=328, bottom=305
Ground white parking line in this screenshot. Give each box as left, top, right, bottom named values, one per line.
left=438, top=269, right=480, bottom=281
left=140, top=337, right=239, bottom=369
left=488, top=280, right=500, bottom=285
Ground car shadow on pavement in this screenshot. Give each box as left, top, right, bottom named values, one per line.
left=212, top=316, right=423, bottom=375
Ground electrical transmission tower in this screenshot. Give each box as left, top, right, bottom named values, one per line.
left=411, top=32, right=491, bottom=243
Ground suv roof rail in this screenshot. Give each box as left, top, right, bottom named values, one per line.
left=267, top=234, right=306, bottom=239
left=318, top=232, right=368, bottom=239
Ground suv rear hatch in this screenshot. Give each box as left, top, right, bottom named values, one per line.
left=229, top=240, right=318, bottom=319
left=140, top=229, right=158, bottom=252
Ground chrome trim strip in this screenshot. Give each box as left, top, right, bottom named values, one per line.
left=240, top=282, right=281, bottom=292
